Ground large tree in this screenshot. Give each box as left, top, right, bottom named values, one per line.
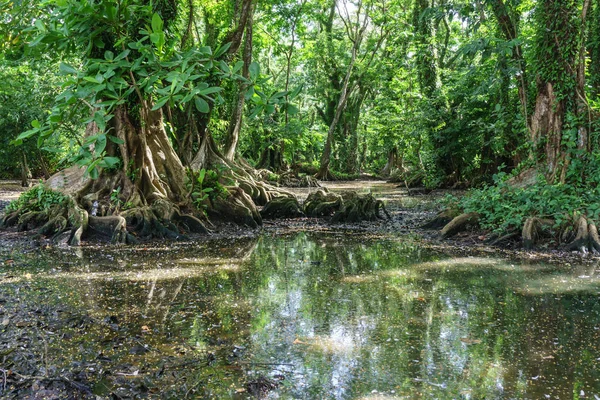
left=3, top=0, right=293, bottom=244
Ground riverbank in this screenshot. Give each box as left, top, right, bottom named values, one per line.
left=1, top=180, right=598, bottom=265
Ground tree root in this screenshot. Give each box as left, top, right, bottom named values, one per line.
left=421, top=209, right=460, bottom=230
left=304, top=189, right=343, bottom=217
left=88, top=215, right=129, bottom=244
left=2, top=186, right=208, bottom=245
left=332, top=192, right=389, bottom=222
left=260, top=197, right=304, bottom=219
left=211, top=187, right=262, bottom=228
left=277, top=171, right=321, bottom=188
left=522, top=217, right=554, bottom=250
left=302, top=188, right=389, bottom=222
left=440, top=212, right=480, bottom=239
left=485, top=230, right=520, bottom=246
left=562, top=215, right=600, bottom=253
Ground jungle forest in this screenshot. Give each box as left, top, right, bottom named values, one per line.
left=1, top=0, right=600, bottom=398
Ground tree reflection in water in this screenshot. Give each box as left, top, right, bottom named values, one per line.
left=5, top=233, right=600, bottom=398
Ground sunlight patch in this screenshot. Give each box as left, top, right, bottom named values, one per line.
left=515, top=275, right=600, bottom=295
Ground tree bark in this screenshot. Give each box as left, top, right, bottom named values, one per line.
left=223, top=3, right=254, bottom=161
left=316, top=0, right=369, bottom=180
left=530, top=0, right=588, bottom=183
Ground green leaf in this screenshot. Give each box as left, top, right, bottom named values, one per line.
left=34, top=19, right=45, bottom=32
left=88, top=166, right=99, bottom=180
left=214, top=42, right=232, bottom=58
left=31, top=120, right=41, bottom=129
left=107, top=135, right=125, bottom=145
left=249, top=105, right=264, bottom=119
left=152, top=96, right=170, bottom=111
left=104, top=50, right=114, bottom=61
left=99, top=156, right=120, bottom=168
left=249, top=62, right=260, bottom=80
left=232, top=61, right=244, bottom=73
left=194, top=97, right=209, bottom=113
left=114, top=49, right=130, bottom=61
left=289, top=85, right=303, bottom=99
left=83, top=76, right=101, bottom=84
left=197, top=86, right=222, bottom=96
left=219, top=60, right=230, bottom=73
left=59, top=63, right=78, bottom=75
left=151, top=13, right=164, bottom=33
left=287, top=104, right=299, bottom=116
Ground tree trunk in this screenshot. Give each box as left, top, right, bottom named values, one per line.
left=381, top=147, right=398, bottom=177
left=590, top=0, right=600, bottom=100
left=223, top=3, right=254, bottom=161
left=20, top=151, right=31, bottom=187
left=316, top=0, right=369, bottom=180
left=530, top=0, right=589, bottom=183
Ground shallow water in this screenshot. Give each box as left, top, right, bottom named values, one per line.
left=2, top=232, right=600, bottom=399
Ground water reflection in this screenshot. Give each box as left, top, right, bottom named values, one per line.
left=2, top=233, right=600, bottom=399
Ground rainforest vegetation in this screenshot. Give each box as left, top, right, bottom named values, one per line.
left=1, top=0, right=599, bottom=250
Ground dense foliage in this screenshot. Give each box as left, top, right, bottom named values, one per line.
left=1, top=0, right=599, bottom=236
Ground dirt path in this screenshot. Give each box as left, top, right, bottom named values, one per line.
left=0, top=181, right=26, bottom=212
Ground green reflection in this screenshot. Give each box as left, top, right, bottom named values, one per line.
left=1, top=233, right=600, bottom=399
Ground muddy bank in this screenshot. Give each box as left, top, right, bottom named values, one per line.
left=1, top=179, right=598, bottom=266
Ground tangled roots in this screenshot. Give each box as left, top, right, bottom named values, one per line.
left=333, top=192, right=390, bottom=223
left=421, top=209, right=460, bottom=230
left=2, top=190, right=208, bottom=245
left=261, top=197, right=304, bottom=219
left=304, top=189, right=343, bottom=217
left=2, top=196, right=97, bottom=245
left=277, top=171, right=321, bottom=188
left=302, top=188, right=389, bottom=222
left=121, top=199, right=208, bottom=240
left=211, top=187, right=262, bottom=228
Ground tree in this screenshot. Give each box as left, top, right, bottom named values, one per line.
left=3, top=0, right=292, bottom=244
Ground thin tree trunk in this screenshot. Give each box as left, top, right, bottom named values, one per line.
left=20, top=151, right=31, bottom=187
left=224, top=4, right=254, bottom=161
left=316, top=0, right=369, bottom=179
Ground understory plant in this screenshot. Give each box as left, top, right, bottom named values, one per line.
left=448, top=168, right=600, bottom=235
left=6, top=184, right=66, bottom=214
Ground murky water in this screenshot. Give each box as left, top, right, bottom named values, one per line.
left=2, top=232, right=600, bottom=399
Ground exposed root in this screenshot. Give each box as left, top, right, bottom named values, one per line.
left=304, top=189, right=343, bottom=217
left=485, top=230, right=520, bottom=246
left=589, top=223, right=600, bottom=253
left=565, top=215, right=592, bottom=253
left=301, top=189, right=389, bottom=222
left=421, top=209, right=460, bottom=230
left=260, top=197, right=304, bottom=219
left=88, top=215, right=129, bottom=244
left=332, top=192, right=389, bottom=223
left=314, top=167, right=336, bottom=181
left=440, top=212, right=480, bottom=239
left=522, top=217, right=554, bottom=250
left=211, top=187, right=262, bottom=228
left=277, top=171, right=321, bottom=188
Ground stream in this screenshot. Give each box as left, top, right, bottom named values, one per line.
left=1, top=230, right=600, bottom=399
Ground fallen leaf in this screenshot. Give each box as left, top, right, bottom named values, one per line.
left=293, top=338, right=307, bottom=345
left=141, top=325, right=151, bottom=333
